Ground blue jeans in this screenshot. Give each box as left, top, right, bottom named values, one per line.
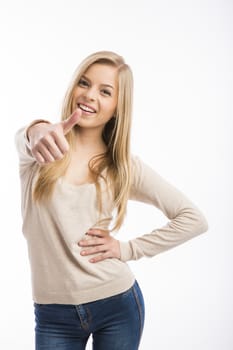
left=34, top=280, right=145, bottom=350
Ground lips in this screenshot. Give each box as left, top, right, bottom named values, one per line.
left=78, top=103, right=96, bottom=113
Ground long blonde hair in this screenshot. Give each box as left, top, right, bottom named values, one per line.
left=33, top=51, right=133, bottom=231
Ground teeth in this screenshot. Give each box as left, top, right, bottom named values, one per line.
left=78, top=103, right=96, bottom=113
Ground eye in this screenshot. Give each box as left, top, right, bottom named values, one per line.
left=101, top=89, right=111, bottom=96
left=78, top=78, right=89, bottom=87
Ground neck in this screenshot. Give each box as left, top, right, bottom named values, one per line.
left=73, top=126, right=106, bottom=155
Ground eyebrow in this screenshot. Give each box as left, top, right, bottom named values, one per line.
left=82, top=75, right=114, bottom=90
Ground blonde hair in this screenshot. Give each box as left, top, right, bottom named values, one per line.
left=33, top=51, right=133, bottom=231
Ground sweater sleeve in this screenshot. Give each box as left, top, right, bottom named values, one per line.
left=14, top=127, right=37, bottom=172
left=119, top=156, right=208, bottom=262
left=15, top=119, right=50, bottom=168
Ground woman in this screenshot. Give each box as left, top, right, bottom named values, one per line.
left=15, top=51, right=208, bottom=350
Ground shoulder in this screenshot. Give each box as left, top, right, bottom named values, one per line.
left=130, top=154, right=156, bottom=184
left=129, top=155, right=158, bottom=197
left=129, top=154, right=173, bottom=203
left=130, top=154, right=147, bottom=173
left=130, top=155, right=143, bottom=185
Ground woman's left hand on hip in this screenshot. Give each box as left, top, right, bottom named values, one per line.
left=78, top=228, right=121, bottom=263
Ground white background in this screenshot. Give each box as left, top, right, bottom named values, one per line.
left=0, top=0, right=232, bottom=349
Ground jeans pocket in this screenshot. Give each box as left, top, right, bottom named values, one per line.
left=34, top=302, right=43, bottom=307
left=132, top=281, right=145, bottom=337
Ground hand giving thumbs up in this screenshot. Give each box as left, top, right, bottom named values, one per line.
left=27, top=109, right=81, bottom=164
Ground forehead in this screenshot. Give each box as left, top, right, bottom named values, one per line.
left=84, top=63, right=118, bottom=86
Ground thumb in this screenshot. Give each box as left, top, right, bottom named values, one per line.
left=62, top=109, right=81, bottom=135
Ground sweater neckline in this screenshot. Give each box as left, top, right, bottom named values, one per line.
left=58, top=177, right=96, bottom=190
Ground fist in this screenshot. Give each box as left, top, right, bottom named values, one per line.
left=28, top=109, right=81, bottom=164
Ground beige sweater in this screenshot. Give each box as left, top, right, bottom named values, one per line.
left=15, top=127, right=208, bottom=305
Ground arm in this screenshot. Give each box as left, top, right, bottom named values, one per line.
left=14, top=119, right=50, bottom=167
left=78, top=157, right=208, bottom=263
left=14, top=109, right=81, bottom=166
left=119, top=156, right=208, bottom=261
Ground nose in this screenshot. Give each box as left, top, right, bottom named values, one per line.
left=84, top=87, right=97, bottom=101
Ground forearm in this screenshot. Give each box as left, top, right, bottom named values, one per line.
left=121, top=156, right=208, bottom=262
left=120, top=203, right=208, bottom=261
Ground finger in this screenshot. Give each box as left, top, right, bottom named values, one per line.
left=50, top=131, right=70, bottom=154
left=33, top=151, right=46, bottom=164
left=41, top=135, right=65, bottom=160
left=33, top=144, right=55, bottom=163
left=89, top=252, right=110, bottom=263
left=80, top=245, right=106, bottom=256
left=79, top=238, right=104, bottom=247
left=62, top=109, right=82, bottom=135
left=87, top=228, right=109, bottom=237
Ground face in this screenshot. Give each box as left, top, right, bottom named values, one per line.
left=72, top=63, right=118, bottom=131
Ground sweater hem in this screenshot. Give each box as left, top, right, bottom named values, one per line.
left=32, top=272, right=136, bottom=305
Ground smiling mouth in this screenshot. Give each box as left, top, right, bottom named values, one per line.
left=78, top=103, right=96, bottom=113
